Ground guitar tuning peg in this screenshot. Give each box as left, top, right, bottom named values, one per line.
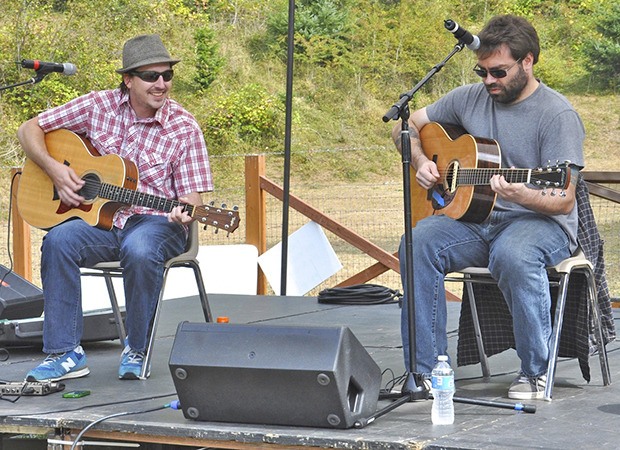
left=233, top=205, right=239, bottom=211
left=221, top=203, right=227, bottom=209
left=560, top=190, right=567, bottom=198
left=550, top=189, right=557, bottom=197
left=541, top=187, right=547, bottom=196
left=209, top=200, right=215, bottom=206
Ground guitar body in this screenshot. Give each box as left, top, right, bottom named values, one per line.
left=410, top=122, right=501, bottom=228
left=17, top=129, right=138, bottom=230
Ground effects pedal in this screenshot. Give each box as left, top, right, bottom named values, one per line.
left=0, top=381, right=65, bottom=396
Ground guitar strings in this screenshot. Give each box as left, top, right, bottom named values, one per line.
left=435, top=166, right=564, bottom=187
left=77, top=177, right=190, bottom=214
left=436, top=168, right=532, bottom=185
left=77, top=177, right=233, bottom=219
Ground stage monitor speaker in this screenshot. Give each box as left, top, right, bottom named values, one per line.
left=169, top=322, right=382, bottom=429
left=0, top=265, right=44, bottom=320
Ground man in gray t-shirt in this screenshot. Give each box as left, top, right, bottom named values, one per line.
left=392, top=14, right=584, bottom=401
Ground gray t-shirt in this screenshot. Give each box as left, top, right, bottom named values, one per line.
left=426, top=81, right=585, bottom=251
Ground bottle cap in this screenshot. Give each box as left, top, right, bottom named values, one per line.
left=438, top=355, right=448, bottom=361
left=216, top=316, right=229, bottom=323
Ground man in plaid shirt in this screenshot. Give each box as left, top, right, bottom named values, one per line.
left=17, top=34, right=212, bottom=381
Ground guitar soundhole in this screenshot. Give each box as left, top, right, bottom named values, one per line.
left=78, top=173, right=101, bottom=201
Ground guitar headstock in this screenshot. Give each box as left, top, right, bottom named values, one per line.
left=194, top=203, right=240, bottom=234
left=530, top=161, right=571, bottom=193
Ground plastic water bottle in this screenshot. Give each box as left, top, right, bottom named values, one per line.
left=431, top=355, right=455, bottom=425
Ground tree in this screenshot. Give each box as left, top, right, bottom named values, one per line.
left=582, top=2, right=620, bottom=91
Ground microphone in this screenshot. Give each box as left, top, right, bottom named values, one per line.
left=444, top=19, right=480, bottom=51
left=21, top=59, right=77, bottom=75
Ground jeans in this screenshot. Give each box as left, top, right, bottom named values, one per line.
left=40, top=215, right=187, bottom=354
left=399, top=210, right=571, bottom=378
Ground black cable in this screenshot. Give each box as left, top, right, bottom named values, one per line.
left=380, top=368, right=408, bottom=395
left=0, top=391, right=177, bottom=417
left=69, top=400, right=180, bottom=450
left=0, top=171, right=21, bottom=362
left=318, top=284, right=402, bottom=305
left=1, top=170, right=20, bottom=288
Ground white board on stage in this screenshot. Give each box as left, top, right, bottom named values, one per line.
left=257, top=221, right=342, bottom=296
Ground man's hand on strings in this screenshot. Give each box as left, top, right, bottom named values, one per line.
left=416, top=159, right=440, bottom=190
left=49, top=161, right=85, bottom=207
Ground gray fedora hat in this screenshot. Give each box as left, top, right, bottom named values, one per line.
left=116, top=34, right=180, bottom=74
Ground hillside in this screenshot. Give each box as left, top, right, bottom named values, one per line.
left=1, top=1, right=618, bottom=172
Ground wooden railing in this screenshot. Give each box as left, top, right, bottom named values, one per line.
left=9, top=162, right=620, bottom=298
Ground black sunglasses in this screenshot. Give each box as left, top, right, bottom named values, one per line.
left=130, top=69, right=174, bottom=82
left=473, top=59, right=521, bottom=79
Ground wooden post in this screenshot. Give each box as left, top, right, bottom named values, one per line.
left=245, top=155, right=267, bottom=294
left=10, top=168, right=33, bottom=281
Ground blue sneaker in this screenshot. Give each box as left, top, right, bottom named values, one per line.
left=26, top=346, right=89, bottom=382
left=118, top=344, right=148, bottom=380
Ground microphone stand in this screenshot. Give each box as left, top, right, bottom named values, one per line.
left=355, top=42, right=536, bottom=427
left=0, top=72, right=48, bottom=92
left=384, top=40, right=465, bottom=398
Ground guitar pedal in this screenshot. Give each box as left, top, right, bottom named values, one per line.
left=0, top=381, right=65, bottom=396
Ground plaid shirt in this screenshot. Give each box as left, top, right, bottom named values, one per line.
left=38, top=89, right=213, bottom=228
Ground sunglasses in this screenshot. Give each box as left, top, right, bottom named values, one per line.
left=473, top=59, right=521, bottom=79
left=130, top=69, right=174, bottom=82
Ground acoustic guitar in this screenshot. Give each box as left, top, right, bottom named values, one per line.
left=411, top=122, right=570, bottom=227
left=17, top=129, right=240, bottom=233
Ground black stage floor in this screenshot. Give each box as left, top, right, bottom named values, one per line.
left=1, top=293, right=619, bottom=449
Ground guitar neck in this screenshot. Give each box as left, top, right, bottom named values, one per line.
left=100, top=183, right=194, bottom=215
left=457, top=167, right=532, bottom=185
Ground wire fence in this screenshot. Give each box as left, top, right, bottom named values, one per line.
left=2, top=150, right=620, bottom=300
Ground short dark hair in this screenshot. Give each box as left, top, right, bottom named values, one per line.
left=476, top=15, right=540, bottom=65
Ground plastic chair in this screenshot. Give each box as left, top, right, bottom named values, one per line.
left=80, top=221, right=212, bottom=378
left=445, top=247, right=611, bottom=400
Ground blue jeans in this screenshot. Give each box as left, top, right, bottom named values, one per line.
left=399, top=210, right=571, bottom=378
left=40, top=215, right=187, bottom=354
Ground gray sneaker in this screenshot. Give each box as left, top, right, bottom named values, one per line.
left=508, top=374, right=546, bottom=400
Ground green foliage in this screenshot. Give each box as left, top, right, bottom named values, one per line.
left=0, top=0, right=206, bottom=121
left=203, top=83, right=283, bottom=155
left=194, top=25, right=225, bottom=90
left=2, top=78, right=81, bottom=120
left=581, top=2, right=620, bottom=91
left=1, top=0, right=618, bottom=180
left=195, top=0, right=265, bottom=24
left=266, top=0, right=353, bottom=66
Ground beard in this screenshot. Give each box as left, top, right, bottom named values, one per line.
left=486, top=66, right=528, bottom=104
